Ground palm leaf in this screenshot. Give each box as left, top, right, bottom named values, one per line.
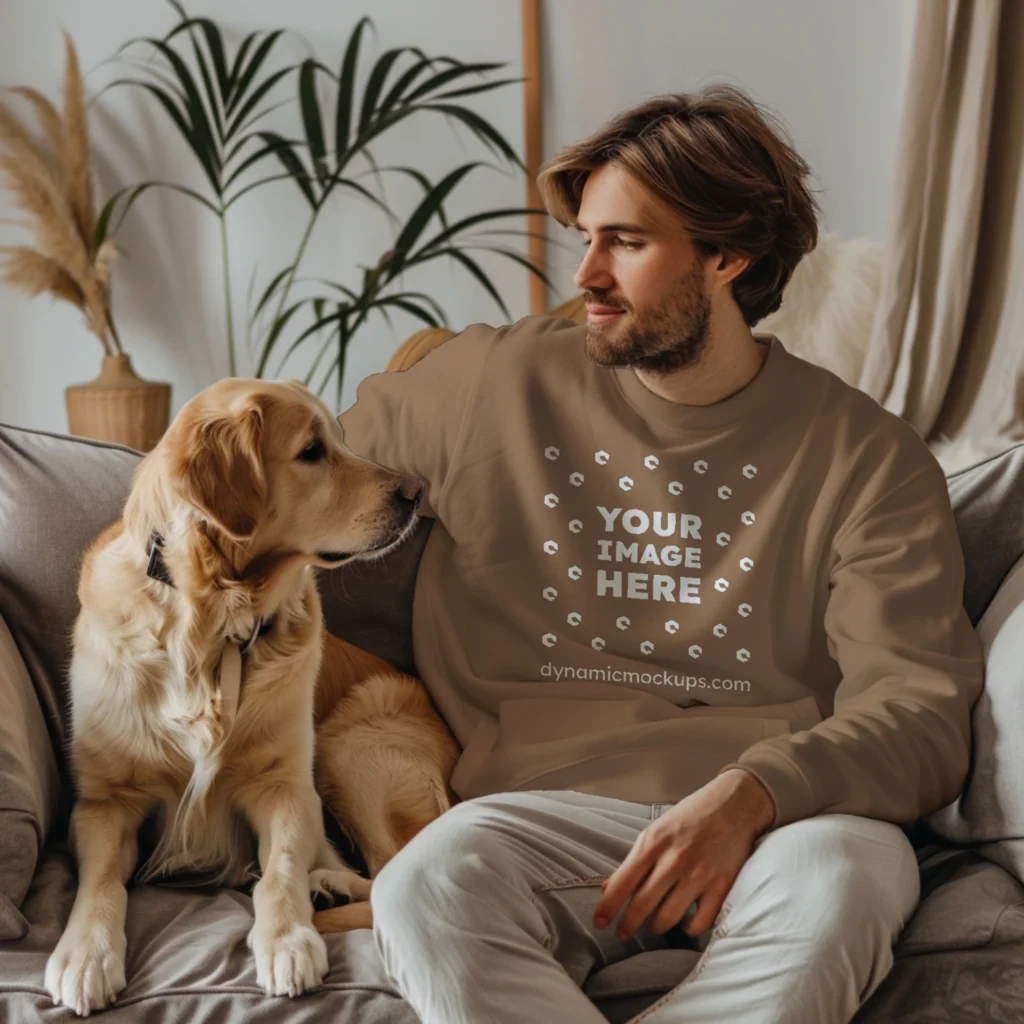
left=403, top=61, right=505, bottom=104
left=224, top=172, right=300, bottom=210
left=308, top=278, right=360, bottom=302
left=304, top=318, right=344, bottom=388
left=298, top=59, right=328, bottom=186
left=136, top=37, right=222, bottom=191
left=255, top=297, right=309, bottom=376
left=165, top=5, right=231, bottom=100
left=223, top=130, right=304, bottom=189
left=460, top=242, right=556, bottom=290
left=391, top=162, right=481, bottom=264
left=414, top=206, right=546, bottom=258
left=376, top=54, right=450, bottom=115
left=275, top=303, right=350, bottom=375
left=387, top=289, right=448, bottom=322
left=371, top=294, right=443, bottom=328
left=256, top=131, right=316, bottom=207
left=224, top=66, right=294, bottom=139
left=165, top=5, right=225, bottom=143
left=250, top=263, right=295, bottom=322
left=357, top=47, right=407, bottom=135
left=335, top=17, right=370, bottom=158
left=423, top=245, right=511, bottom=321
left=421, top=103, right=523, bottom=168
left=226, top=31, right=284, bottom=117
left=432, top=77, right=524, bottom=101
left=332, top=174, right=393, bottom=217
left=116, top=76, right=220, bottom=195
left=225, top=32, right=258, bottom=105
left=224, top=97, right=296, bottom=151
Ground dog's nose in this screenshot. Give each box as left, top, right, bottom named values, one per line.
left=393, top=476, right=424, bottom=510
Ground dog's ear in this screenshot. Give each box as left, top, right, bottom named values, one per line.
left=175, top=399, right=267, bottom=540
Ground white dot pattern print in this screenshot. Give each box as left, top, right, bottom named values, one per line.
left=536, top=442, right=760, bottom=671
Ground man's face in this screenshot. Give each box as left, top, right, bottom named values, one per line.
left=573, top=162, right=714, bottom=373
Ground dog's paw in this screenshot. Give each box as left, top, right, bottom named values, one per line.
left=249, top=922, right=328, bottom=997
left=45, top=928, right=126, bottom=1016
left=309, top=867, right=372, bottom=911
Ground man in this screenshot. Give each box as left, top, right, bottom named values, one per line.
left=336, top=85, right=984, bottom=1023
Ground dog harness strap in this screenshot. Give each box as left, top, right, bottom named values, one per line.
left=218, top=616, right=274, bottom=731
left=218, top=643, right=242, bottom=731
left=218, top=617, right=275, bottom=728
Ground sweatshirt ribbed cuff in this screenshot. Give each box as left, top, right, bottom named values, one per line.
left=717, top=752, right=820, bottom=830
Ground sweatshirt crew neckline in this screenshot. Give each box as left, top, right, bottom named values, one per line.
left=611, top=333, right=786, bottom=432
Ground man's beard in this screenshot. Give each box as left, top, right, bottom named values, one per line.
left=584, top=261, right=711, bottom=374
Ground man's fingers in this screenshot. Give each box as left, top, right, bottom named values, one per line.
left=614, top=858, right=681, bottom=940
left=684, top=881, right=731, bottom=936
left=593, top=843, right=656, bottom=927
left=648, top=878, right=701, bottom=935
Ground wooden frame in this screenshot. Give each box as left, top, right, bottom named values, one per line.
left=521, top=0, right=546, bottom=314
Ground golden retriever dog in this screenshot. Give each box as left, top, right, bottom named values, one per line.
left=45, top=378, right=458, bottom=1016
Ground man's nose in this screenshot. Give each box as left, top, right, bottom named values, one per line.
left=573, top=248, right=614, bottom=292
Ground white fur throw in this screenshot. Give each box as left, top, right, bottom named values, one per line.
left=761, top=233, right=1012, bottom=476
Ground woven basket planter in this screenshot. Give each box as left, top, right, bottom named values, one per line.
left=65, top=354, right=171, bottom=453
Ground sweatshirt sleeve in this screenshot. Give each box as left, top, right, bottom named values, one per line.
left=720, top=458, right=985, bottom=829
left=336, top=322, right=495, bottom=519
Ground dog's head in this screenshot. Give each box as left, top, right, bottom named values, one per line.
left=140, top=377, right=422, bottom=571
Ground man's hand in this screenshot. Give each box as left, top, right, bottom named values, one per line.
left=593, top=769, right=775, bottom=941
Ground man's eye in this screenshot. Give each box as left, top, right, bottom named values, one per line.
left=616, top=237, right=641, bottom=249
left=297, top=439, right=326, bottom=463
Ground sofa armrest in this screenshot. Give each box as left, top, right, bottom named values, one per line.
left=0, top=611, right=61, bottom=940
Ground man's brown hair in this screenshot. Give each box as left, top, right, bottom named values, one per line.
left=536, top=84, right=821, bottom=326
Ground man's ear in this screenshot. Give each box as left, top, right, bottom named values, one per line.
left=716, top=250, right=752, bottom=284
left=174, top=399, right=266, bottom=540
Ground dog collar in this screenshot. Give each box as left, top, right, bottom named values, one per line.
left=235, top=616, right=275, bottom=655
left=146, top=532, right=274, bottom=651
left=146, top=532, right=175, bottom=587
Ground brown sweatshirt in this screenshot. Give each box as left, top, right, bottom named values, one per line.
left=337, top=314, right=984, bottom=828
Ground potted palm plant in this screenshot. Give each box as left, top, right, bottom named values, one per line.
left=0, top=34, right=170, bottom=452
left=116, top=3, right=551, bottom=405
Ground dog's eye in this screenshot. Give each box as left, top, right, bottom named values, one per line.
left=297, top=439, right=326, bottom=463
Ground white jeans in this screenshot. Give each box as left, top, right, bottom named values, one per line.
left=370, top=790, right=920, bottom=1023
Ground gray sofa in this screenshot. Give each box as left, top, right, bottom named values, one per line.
left=1, top=421, right=1023, bottom=1023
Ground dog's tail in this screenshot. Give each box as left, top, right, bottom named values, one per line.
left=313, top=900, right=374, bottom=933
left=386, top=774, right=452, bottom=850
left=311, top=778, right=452, bottom=935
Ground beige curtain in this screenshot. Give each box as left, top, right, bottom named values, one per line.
left=860, top=0, right=1024, bottom=455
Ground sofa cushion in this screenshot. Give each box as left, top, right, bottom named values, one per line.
left=0, top=425, right=141, bottom=771
left=584, top=949, right=701, bottom=1024
left=318, top=518, right=434, bottom=678
left=1, top=846, right=422, bottom=1023
left=853, top=851, right=1024, bottom=1022
left=930, top=551, right=1024, bottom=881
left=0, top=613, right=60, bottom=941
left=946, top=439, right=1024, bottom=625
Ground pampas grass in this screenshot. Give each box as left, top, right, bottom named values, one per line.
left=0, top=33, right=121, bottom=355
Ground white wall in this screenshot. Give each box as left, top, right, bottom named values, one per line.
left=542, top=0, right=918, bottom=294
left=0, top=0, right=916, bottom=434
